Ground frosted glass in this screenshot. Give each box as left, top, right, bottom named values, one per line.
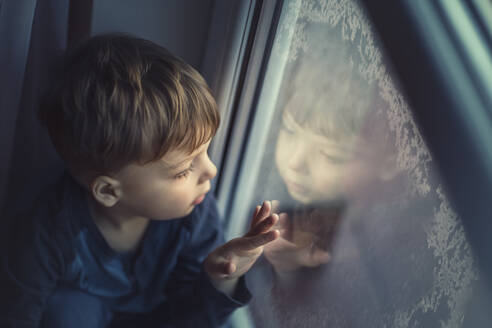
left=237, top=1, right=482, bottom=327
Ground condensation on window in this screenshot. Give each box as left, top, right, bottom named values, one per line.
left=245, top=0, right=479, bottom=327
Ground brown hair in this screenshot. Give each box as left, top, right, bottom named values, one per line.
left=39, top=33, right=220, bottom=179
left=280, top=23, right=375, bottom=143
left=279, top=22, right=393, bottom=151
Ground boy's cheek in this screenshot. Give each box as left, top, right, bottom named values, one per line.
left=338, top=161, right=380, bottom=196
left=309, top=165, right=343, bottom=195
left=125, top=186, right=194, bottom=220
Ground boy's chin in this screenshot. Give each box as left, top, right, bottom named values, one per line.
left=290, top=193, right=313, bottom=205
left=149, top=207, right=194, bottom=221
left=290, top=191, right=346, bottom=206
left=178, top=206, right=195, bottom=218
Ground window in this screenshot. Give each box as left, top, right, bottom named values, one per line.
left=220, top=0, right=489, bottom=326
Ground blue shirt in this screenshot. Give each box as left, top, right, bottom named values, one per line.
left=0, top=172, right=250, bottom=327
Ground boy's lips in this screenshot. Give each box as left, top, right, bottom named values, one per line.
left=192, top=192, right=207, bottom=205
left=285, top=180, right=310, bottom=195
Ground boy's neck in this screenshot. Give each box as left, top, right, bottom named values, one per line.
left=85, top=192, right=150, bottom=253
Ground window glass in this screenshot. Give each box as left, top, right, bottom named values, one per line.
left=232, top=0, right=483, bottom=326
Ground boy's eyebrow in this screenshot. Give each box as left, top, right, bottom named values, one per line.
left=163, top=155, right=195, bottom=170
left=282, top=112, right=301, bottom=128
left=162, top=140, right=211, bottom=170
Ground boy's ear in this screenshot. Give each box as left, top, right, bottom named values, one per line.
left=90, top=176, right=122, bottom=207
left=378, top=154, right=402, bottom=182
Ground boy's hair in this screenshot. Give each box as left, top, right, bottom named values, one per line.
left=280, top=22, right=393, bottom=150
left=39, top=33, right=220, bottom=180
left=281, top=22, right=374, bottom=143
left=283, top=52, right=373, bottom=143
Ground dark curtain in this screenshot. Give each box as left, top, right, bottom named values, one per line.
left=0, top=0, right=70, bottom=220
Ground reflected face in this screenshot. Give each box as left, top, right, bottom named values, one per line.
left=275, top=112, right=381, bottom=204
left=114, top=140, right=217, bottom=220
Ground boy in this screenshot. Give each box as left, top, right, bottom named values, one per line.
left=0, top=34, right=279, bottom=327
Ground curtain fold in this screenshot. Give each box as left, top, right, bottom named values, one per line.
left=1, top=0, right=70, bottom=220
left=0, top=0, right=38, bottom=217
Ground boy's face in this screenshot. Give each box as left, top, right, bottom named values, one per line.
left=113, top=140, right=217, bottom=220
left=275, top=112, right=385, bottom=205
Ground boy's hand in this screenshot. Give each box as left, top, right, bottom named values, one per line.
left=264, top=226, right=331, bottom=273
left=204, top=201, right=280, bottom=296
left=264, top=202, right=332, bottom=275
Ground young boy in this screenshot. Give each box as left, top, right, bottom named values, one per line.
left=0, top=34, right=279, bottom=327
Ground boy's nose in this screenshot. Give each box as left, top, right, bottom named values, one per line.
left=199, top=155, right=217, bottom=184
left=287, top=143, right=309, bottom=174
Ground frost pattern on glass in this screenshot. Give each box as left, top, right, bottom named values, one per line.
left=276, top=0, right=432, bottom=196
left=255, top=0, right=478, bottom=326
left=393, top=187, right=478, bottom=328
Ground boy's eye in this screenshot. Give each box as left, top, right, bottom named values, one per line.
left=174, top=162, right=195, bottom=179
left=320, top=152, right=347, bottom=165
left=281, top=120, right=296, bottom=135
left=174, top=170, right=191, bottom=179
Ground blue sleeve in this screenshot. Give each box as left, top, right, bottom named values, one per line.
left=0, top=209, right=68, bottom=328
left=137, top=194, right=251, bottom=327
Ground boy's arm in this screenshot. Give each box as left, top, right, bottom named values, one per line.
left=204, top=200, right=279, bottom=296
left=146, top=197, right=278, bottom=328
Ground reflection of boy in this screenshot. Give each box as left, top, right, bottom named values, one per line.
left=250, top=24, right=435, bottom=328
left=0, top=34, right=280, bottom=327
left=265, top=33, right=400, bottom=274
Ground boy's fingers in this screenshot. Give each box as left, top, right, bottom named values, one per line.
left=271, top=200, right=280, bottom=213
left=264, top=236, right=298, bottom=252
left=250, top=201, right=272, bottom=231
left=224, top=262, right=237, bottom=275
left=257, top=200, right=271, bottom=221
left=299, top=246, right=331, bottom=267
left=235, top=230, right=279, bottom=251
left=247, top=214, right=278, bottom=237
left=274, top=213, right=292, bottom=239
left=275, top=213, right=289, bottom=229
left=208, top=261, right=236, bottom=276
left=305, top=250, right=331, bottom=267
left=249, top=205, right=262, bottom=229
left=253, top=205, right=261, bottom=219
left=314, top=250, right=331, bottom=264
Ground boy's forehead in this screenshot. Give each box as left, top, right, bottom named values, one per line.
left=161, top=141, right=210, bottom=169
left=284, top=112, right=355, bottom=146
left=161, top=152, right=194, bottom=170
left=282, top=110, right=375, bottom=158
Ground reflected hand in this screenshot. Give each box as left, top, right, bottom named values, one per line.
left=204, top=201, right=280, bottom=295
left=264, top=202, right=332, bottom=273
